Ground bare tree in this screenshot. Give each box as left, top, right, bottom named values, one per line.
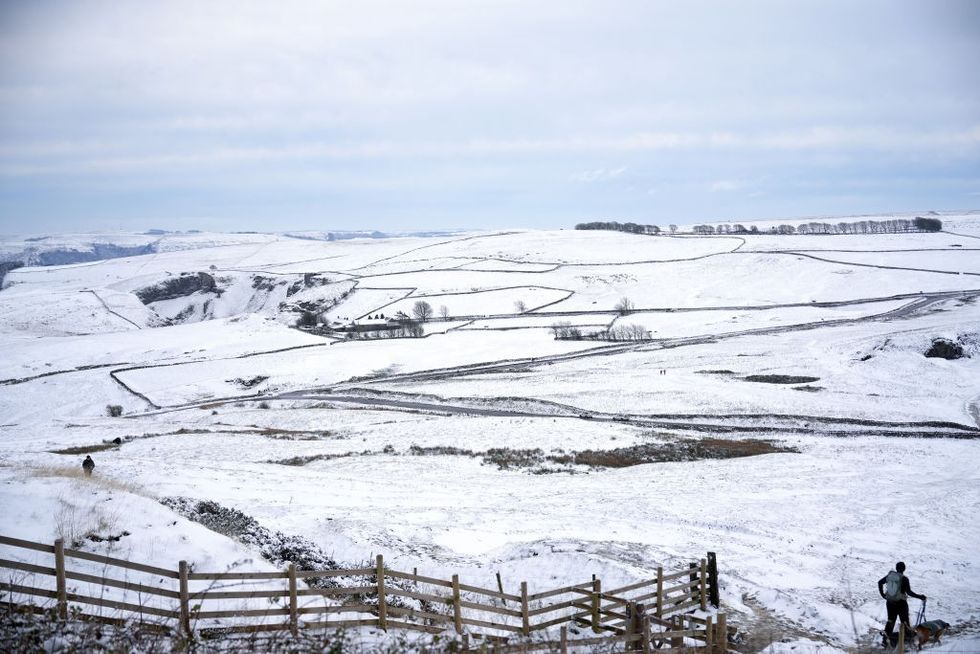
left=412, top=300, right=433, bottom=322
left=669, top=224, right=678, bottom=234
left=514, top=300, right=527, bottom=313
left=439, top=305, right=450, bottom=320
left=614, top=297, right=634, bottom=316
left=602, top=323, right=650, bottom=341
left=551, top=322, right=582, bottom=340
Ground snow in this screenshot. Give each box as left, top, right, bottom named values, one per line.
left=603, top=300, right=910, bottom=340
left=395, top=305, right=980, bottom=424
left=112, top=330, right=605, bottom=406
left=378, top=286, right=572, bottom=318
left=0, top=314, right=322, bottom=380
left=1, top=218, right=979, bottom=650
left=787, top=250, right=980, bottom=275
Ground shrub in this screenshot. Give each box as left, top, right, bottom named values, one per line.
left=296, top=310, right=318, bottom=328
left=482, top=448, right=545, bottom=469
left=408, top=444, right=476, bottom=456
left=106, top=404, right=123, bottom=417
left=551, top=322, right=582, bottom=340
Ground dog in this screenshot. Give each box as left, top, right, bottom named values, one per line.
left=914, top=620, right=949, bottom=650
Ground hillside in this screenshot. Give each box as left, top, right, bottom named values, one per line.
left=1, top=216, right=979, bottom=651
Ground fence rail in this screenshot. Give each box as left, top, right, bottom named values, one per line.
left=0, top=534, right=726, bottom=653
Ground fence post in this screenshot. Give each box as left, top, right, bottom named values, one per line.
left=591, top=578, right=601, bottom=633
left=178, top=560, right=191, bottom=637
left=520, top=581, right=529, bottom=636
left=625, top=602, right=636, bottom=651
left=288, top=563, right=298, bottom=637
left=54, top=538, right=67, bottom=619
left=452, top=574, right=463, bottom=634
left=717, top=613, right=727, bottom=654
left=642, top=614, right=652, bottom=654
left=560, top=625, right=568, bottom=654
left=670, top=615, right=683, bottom=649
left=376, top=554, right=387, bottom=631
left=898, top=623, right=905, bottom=654
left=705, top=615, right=713, bottom=654
left=655, top=566, right=663, bottom=618
left=496, top=571, right=507, bottom=605
left=706, top=552, right=719, bottom=608
left=699, top=558, right=707, bottom=611
left=627, top=602, right=645, bottom=651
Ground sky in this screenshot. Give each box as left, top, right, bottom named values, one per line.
left=0, top=0, right=978, bottom=234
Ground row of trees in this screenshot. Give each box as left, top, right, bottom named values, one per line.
left=408, top=301, right=454, bottom=321
left=578, top=217, right=943, bottom=237
left=345, top=322, right=424, bottom=339
left=692, top=217, right=943, bottom=236
left=551, top=321, right=651, bottom=341
left=575, top=221, right=678, bottom=235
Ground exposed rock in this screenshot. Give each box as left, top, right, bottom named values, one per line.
left=925, top=339, right=964, bottom=359
left=134, top=272, right=216, bottom=304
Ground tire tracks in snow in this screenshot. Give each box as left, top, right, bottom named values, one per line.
left=266, top=389, right=980, bottom=439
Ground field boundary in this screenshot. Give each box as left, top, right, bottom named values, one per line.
left=0, top=534, right=727, bottom=653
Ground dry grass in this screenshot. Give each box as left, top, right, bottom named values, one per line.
left=29, top=465, right=148, bottom=496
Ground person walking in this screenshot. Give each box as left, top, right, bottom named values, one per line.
left=82, top=455, right=95, bottom=476
left=878, top=561, right=926, bottom=647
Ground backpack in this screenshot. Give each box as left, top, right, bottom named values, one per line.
left=884, top=571, right=903, bottom=601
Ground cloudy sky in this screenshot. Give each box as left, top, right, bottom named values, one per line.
left=1, top=0, right=978, bottom=233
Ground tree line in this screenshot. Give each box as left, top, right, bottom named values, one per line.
left=692, top=216, right=942, bottom=235
left=577, top=217, right=942, bottom=236
left=575, top=221, right=677, bottom=235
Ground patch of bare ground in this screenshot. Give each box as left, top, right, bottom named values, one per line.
left=49, top=441, right=122, bottom=455
left=50, top=427, right=335, bottom=455
left=254, top=426, right=332, bottom=440
left=744, top=374, right=821, bottom=384
left=415, top=438, right=797, bottom=472
left=264, top=438, right=796, bottom=470
left=558, top=438, right=798, bottom=468
left=266, top=452, right=355, bottom=466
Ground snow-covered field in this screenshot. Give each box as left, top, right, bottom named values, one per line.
left=1, top=214, right=979, bottom=651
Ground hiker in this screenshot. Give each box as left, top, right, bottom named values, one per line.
left=82, top=455, right=95, bottom=476
left=878, top=561, right=926, bottom=647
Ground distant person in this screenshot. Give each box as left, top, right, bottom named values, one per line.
left=82, top=455, right=95, bottom=476
left=878, top=561, right=926, bottom=647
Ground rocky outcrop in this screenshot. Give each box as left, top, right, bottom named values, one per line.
left=134, top=272, right=216, bottom=304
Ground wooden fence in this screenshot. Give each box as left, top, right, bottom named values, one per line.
left=0, top=534, right=727, bottom=653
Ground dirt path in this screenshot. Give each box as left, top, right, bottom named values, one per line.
left=734, top=595, right=835, bottom=653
